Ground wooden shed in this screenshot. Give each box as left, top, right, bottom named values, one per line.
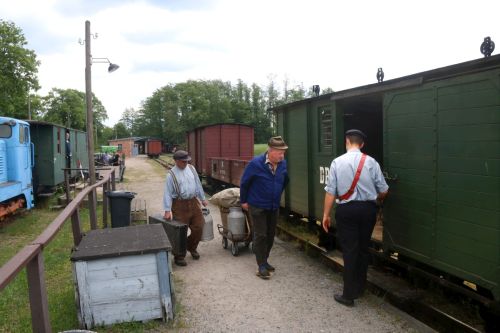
left=71, top=224, right=174, bottom=328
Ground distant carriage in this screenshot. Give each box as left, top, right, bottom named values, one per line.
left=28, top=120, right=88, bottom=195
left=186, top=123, right=254, bottom=188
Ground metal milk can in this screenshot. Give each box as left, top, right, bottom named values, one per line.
left=201, top=207, right=214, bottom=241
left=228, top=206, right=246, bottom=236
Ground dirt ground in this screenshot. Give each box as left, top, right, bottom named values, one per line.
left=121, top=155, right=432, bottom=333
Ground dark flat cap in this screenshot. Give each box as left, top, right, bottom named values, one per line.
left=345, top=129, right=367, bottom=139
left=268, top=136, right=288, bottom=150
left=173, top=150, right=191, bottom=161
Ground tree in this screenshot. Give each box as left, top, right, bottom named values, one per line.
left=41, top=88, right=108, bottom=135
left=0, top=20, right=40, bottom=118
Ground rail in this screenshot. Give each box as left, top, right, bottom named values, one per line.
left=0, top=168, right=116, bottom=333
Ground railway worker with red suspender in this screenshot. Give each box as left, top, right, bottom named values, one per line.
left=322, top=129, right=388, bottom=306
left=240, top=136, right=289, bottom=279
left=163, top=150, right=208, bottom=266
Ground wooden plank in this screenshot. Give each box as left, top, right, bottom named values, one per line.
left=75, top=261, right=93, bottom=328
left=156, top=251, right=173, bottom=320
left=0, top=244, right=41, bottom=290
left=91, top=298, right=162, bottom=326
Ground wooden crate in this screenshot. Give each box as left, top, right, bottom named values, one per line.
left=71, top=224, right=174, bottom=328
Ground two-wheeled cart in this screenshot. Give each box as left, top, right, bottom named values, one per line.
left=217, top=207, right=252, bottom=256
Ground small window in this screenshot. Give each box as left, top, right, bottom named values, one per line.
left=19, top=125, right=25, bottom=143
left=0, top=124, right=12, bottom=138
left=24, top=126, right=29, bottom=143
left=319, top=107, right=333, bottom=152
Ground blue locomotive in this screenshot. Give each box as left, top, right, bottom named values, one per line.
left=0, top=117, right=34, bottom=219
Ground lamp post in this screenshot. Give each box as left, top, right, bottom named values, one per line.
left=84, top=20, right=119, bottom=229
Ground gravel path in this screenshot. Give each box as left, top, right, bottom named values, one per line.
left=122, top=156, right=430, bottom=333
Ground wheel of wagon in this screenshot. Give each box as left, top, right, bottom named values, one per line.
left=231, top=242, right=239, bottom=256
left=222, top=237, right=228, bottom=249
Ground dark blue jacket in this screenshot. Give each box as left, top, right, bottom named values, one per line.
left=240, top=153, right=288, bottom=210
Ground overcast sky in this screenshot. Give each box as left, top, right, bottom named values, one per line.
left=2, top=0, right=499, bottom=126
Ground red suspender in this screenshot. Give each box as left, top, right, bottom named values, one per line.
left=338, top=154, right=367, bottom=201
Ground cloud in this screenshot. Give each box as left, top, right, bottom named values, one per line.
left=1, top=0, right=499, bottom=127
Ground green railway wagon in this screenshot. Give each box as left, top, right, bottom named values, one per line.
left=28, top=121, right=88, bottom=193
left=273, top=54, right=500, bottom=307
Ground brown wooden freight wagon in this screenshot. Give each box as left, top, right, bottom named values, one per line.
left=186, top=123, right=254, bottom=177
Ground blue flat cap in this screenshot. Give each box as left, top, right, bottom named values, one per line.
left=345, top=129, right=367, bottom=139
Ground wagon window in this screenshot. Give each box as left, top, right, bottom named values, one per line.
left=319, top=107, right=333, bottom=152
left=0, top=124, right=12, bottom=138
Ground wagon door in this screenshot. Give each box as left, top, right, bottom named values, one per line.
left=383, top=70, right=500, bottom=299
left=383, top=86, right=437, bottom=262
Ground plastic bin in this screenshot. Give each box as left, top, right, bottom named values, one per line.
left=106, top=191, right=136, bottom=228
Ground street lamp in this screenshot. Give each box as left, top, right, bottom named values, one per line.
left=83, top=20, right=119, bottom=229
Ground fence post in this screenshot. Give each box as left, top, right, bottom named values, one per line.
left=71, top=209, right=82, bottom=246
left=111, top=168, right=116, bottom=191
left=27, top=253, right=51, bottom=333
left=64, top=169, right=71, bottom=205
left=103, top=181, right=108, bottom=228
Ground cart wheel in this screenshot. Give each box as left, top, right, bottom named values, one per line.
left=231, top=242, right=239, bottom=256
left=222, top=237, right=228, bottom=249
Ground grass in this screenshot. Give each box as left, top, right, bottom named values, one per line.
left=0, top=183, right=183, bottom=332
left=254, top=143, right=267, bottom=156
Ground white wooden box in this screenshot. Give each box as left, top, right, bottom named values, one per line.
left=71, top=224, right=174, bottom=328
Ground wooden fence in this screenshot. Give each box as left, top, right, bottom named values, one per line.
left=0, top=168, right=116, bottom=333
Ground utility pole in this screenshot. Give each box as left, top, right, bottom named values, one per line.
left=85, top=20, right=98, bottom=229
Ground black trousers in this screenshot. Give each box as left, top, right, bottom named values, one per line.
left=249, top=206, right=278, bottom=266
left=335, top=201, right=377, bottom=299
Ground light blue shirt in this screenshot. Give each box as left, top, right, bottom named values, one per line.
left=163, top=165, right=206, bottom=211
left=324, top=148, right=388, bottom=204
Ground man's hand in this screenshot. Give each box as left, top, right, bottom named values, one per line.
left=164, top=211, right=172, bottom=220
left=201, top=200, right=208, bottom=207
left=241, top=203, right=249, bottom=211
left=322, top=216, right=331, bottom=233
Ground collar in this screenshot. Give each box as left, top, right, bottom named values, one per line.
left=347, top=148, right=361, bottom=153
left=265, top=153, right=271, bottom=165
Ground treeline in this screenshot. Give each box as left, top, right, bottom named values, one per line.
left=116, top=79, right=333, bottom=144
left=1, top=19, right=333, bottom=146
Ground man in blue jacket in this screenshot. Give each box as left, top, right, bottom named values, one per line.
left=240, top=136, right=289, bottom=279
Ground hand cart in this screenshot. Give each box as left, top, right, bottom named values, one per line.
left=217, top=207, right=252, bottom=256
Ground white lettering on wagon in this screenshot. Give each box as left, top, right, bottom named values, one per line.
left=319, top=166, right=330, bottom=184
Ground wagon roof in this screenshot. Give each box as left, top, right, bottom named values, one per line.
left=271, top=54, right=500, bottom=111
left=26, top=120, right=86, bottom=133
left=187, top=122, right=254, bottom=133
left=71, top=224, right=171, bottom=261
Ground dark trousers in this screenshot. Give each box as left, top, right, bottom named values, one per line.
left=335, top=201, right=377, bottom=299
left=249, top=206, right=278, bottom=266
left=172, top=198, right=204, bottom=258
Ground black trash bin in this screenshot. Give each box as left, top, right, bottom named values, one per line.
left=106, top=191, right=136, bottom=228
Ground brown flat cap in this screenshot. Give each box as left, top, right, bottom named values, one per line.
left=173, top=150, right=191, bottom=161
left=268, top=136, right=288, bottom=150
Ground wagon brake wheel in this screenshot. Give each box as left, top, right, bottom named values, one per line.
left=222, top=237, right=228, bottom=249
left=231, top=242, right=239, bottom=256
